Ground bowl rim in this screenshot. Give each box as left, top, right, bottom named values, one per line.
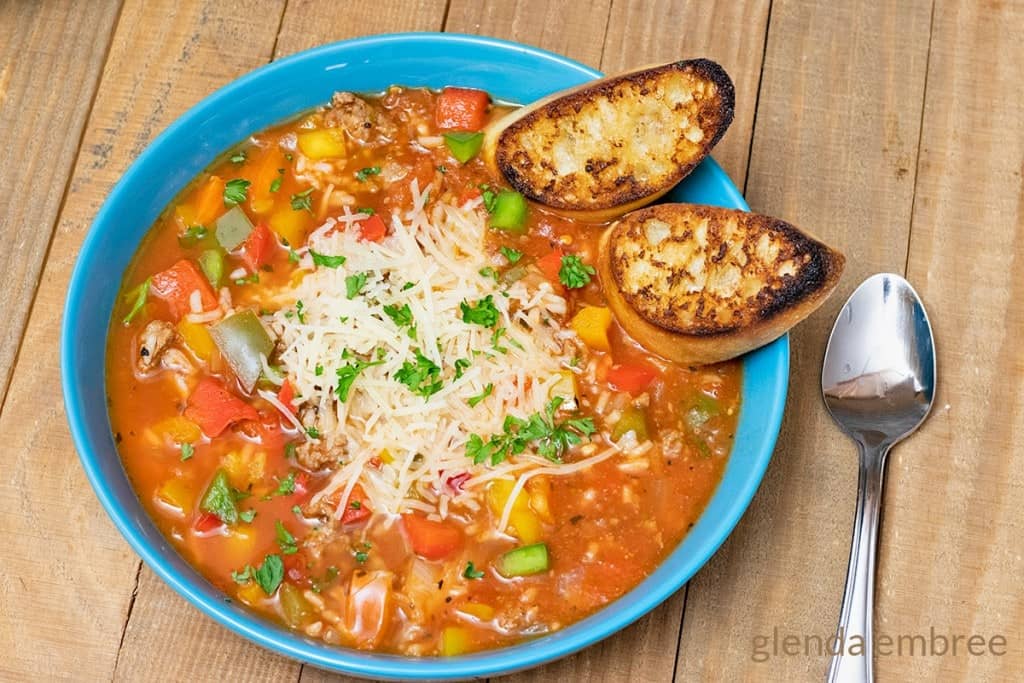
left=62, top=31, right=788, bottom=680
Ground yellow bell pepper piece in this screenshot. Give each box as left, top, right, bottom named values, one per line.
left=156, top=478, right=194, bottom=513
left=440, top=626, right=473, bottom=656
left=487, top=479, right=543, bottom=543
left=237, top=581, right=265, bottom=606
left=379, top=449, right=394, bottom=465
left=224, top=525, right=256, bottom=566
left=527, top=477, right=554, bottom=524
left=269, top=205, right=312, bottom=247
left=177, top=319, right=216, bottom=362
left=457, top=602, right=495, bottom=621
left=153, top=415, right=202, bottom=444
left=548, top=370, right=577, bottom=401
left=249, top=148, right=287, bottom=215
left=222, top=449, right=266, bottom=489
left=297, top=129, right=347, bottom=160
left=174, top=203, right=199, bottom=228
left=570, top=306, right=612, bottom=352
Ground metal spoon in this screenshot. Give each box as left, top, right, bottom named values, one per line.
left=821, top=273, right=936, bottom=682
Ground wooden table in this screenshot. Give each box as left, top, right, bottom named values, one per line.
left=1, top=1, right=1020, bottom=680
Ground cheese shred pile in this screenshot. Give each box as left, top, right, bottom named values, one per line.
left=271, top=182, right=602, bottom=523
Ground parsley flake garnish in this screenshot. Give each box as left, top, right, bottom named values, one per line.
left=122, top=277, right=151, bottom=325
left=395, top=349, right=443, bottom=399
left=558, top=254, right=596, bottom=288
left=460, top=295, right=499, bottom=328
left=463, top=561, right=485, bottom=579
left=500, top=246, right=523, bottom=263
left=223, top=178, right=250, bottom=206
left=467, top=383, right=493, bottom=408
left=309, top=249, right=346, bottom=268
left=345, top=272, right=368, bottom=299
left=466, top=397, right=596, bottom=466
left=290, top=187, right=314, bottom=212
left=355, top=166, right=381, bottom=182
left=453, top=358, right=471, bottom=380
left=275, top=520, right=298, bottom=555
left=239, top=509, right=256, bottom=523
left=253, top=554, right=284, bottom=594
left=336, top=356, right=383, bottom=402
left=180, top=443, right=194, bottom=461
left=230, top=151, right=247, bottom=164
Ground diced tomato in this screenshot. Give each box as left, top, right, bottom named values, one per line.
left=184, top=377, right=259, bottom=437
left=445, top=472, right=471, bottom=494
left=150, top=259, right=219, bottom=321
left=457, top=186, right=481, bottom=206
left=335, top=484, right=372, bottom=525
left=358, top=214, right=387, bottom=242
left=293, top=472, right=309, bottom=497
left=283, top=552, right=309, bottom=584
left=242, top=222, right=276, bottom=270
left=536, top=249, right=564, bottom=283
left=607, top=363, right=659, bottom=395
left=435, top=87, right=490, bottom=131
left=276, top=380, right=295, bottom=415
left=193, top=512, right=222, bottom=534
left=400, top=513, right=463, bottom=560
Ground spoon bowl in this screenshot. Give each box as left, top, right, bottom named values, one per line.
left=821, top=273, right=936, bottom=683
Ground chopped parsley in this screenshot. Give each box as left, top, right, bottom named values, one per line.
left=266, top=471, right=296, bottom=498
left=401, top=281, right=415, bottom=291
left=231, top=565, right=253, bottom=584
left=463, top=561, right=485, bottom=579
left=309, top=249, right=346, bottom=268
left=558, top=254, right=596, bottom=289
left=288, top=247, right=300, bottom=264
left=290, top=187, right=314, bottom=212
left=239, top=509, right=256, bottom=523
left=230, top=150, right=247, bottom=164
left=491, top=327, right=509, bottom=354
left=179, top=442, right=195, bottom=461
left=467, top=383, right=493, bottom=408
left=350, top=500, right=362, bottom=510
left=122, top=277, right=150, bottom=325
left=355, top=166, right=382, bottom=182
left=383, top=302, right=415, bottom=330
left=291, top=505, right=302, bottom=516
left=354, top=549, right=369, bottom=564
left=233, top=272, right=259, bottom=286
left=460, top=295, right=499, bottom=328
left=500, top=246, right=523, bottom=264
left=345, top=272, right=368, bottom=299
left=269, top=172, right=283, bottom=193
left=295, top=300, right=306, bottom=324
left=357, top=207, right=375, bottom=215
left=305, top=426, right=320, bottom=439
left=310, top=566, right=339, bottom=593
left=479, top=266, right=498, bottom=281
left=223, top=178, right=250, bottom=206
left=253, top=554, right=284, bottom=595
left=395, top=349, right=443, bottom=399
left=335, top=356, right=383, bottom=402
left=481, top=187, right=498, bottom=212
left=275, top=520, right=298, bottom=555
left=314, top=364, right=324, bottom=377
left=466, top=397, right=596, bottom=466
left=177, top=224, right=208, bottom=247
left=200, top=470, right=239, bottom=524
left=453, top=358, right=471, bottom=380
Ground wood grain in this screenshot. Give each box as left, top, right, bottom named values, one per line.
left=675, top=1, right=934, bottom=680
left=274, top=0, right=448, bottom=57
left=0, top=0, right=286, bottom=679
left=445, top=0, right=612, bottom=69
left=599, top=0, right=770, bottom=188
left=876, top=0, right=1024, bottom=679
left=0, top=0, right=122, bottom=409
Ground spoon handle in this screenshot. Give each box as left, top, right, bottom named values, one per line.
left=826, top=445, right=888, bottom=683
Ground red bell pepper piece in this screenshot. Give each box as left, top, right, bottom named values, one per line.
left=400, top=513, right=463, bottom=560
left=435, top=87, right=490, bottom=131
left=193, top=512, right=223, bottom=534
left=150, top=259, right=218, bottom=321
left=536, top=249, right=564, bottom=283
left=184, top=377, right=259, bottom=437
left=242, top=222, right=276, bottom=270
left=336, top=484, right=372, bottom=525
left=607, top=363, right=658, bottom=395
left=276, top=380, right=295, bottom=415
left=358, top=214, right=387, bottom=242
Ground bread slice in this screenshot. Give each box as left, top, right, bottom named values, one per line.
left=597, top=204, right=845, bottom=365
left=482, top=60, right=735, bottom=221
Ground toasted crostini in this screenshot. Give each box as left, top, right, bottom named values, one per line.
left=482, top=59, right=735, bottom=221
left=597, top=204, right=845, bottom=365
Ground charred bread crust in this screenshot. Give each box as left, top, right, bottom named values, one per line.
left=487, top=60, right=735, bottom=216
left=598, top=204, right=844, bottom=365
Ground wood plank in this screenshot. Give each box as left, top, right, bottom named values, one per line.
left=676, top=1, right=934, bottom=679
left=112, top=4, right=452, bottom=681
left=0, top=0, right=122, bottom=408
left=444, top=0, right=611, bottom=69
left=274, top=0, right=448, bottom=57
left=0, top=0, right=288, bottom=679
left=877, top=0, right=1024, bottom=679
left=599, top=0, right=770, bottom=187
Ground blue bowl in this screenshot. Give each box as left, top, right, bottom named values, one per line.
left=62, top=33, right=788, bottom=680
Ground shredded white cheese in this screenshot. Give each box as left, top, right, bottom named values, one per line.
left=271, top=182, right=586, bottom=521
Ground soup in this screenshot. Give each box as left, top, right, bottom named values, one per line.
left=106, top=86, right=740, bottom=655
